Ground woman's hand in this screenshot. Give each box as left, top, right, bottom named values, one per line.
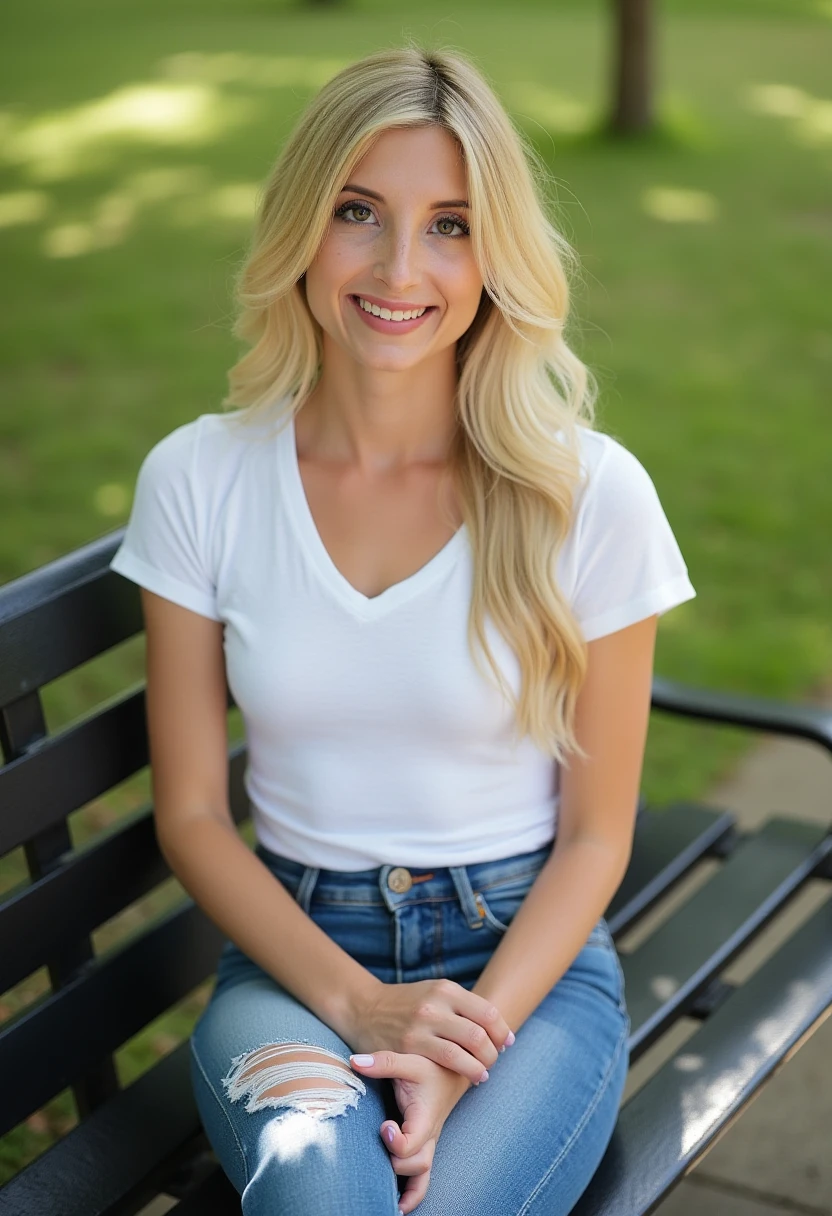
left=349, top=978, right=515, bottom=1085
left=350, top=1050, right=473, bottom=1214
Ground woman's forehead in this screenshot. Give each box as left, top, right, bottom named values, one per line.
left=347, top=127, right=468, bottom=196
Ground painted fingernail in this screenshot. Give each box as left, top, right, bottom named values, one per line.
left=505, top=1030, right=516, bottom=1047
left=385, top=1125, right=395, bottom=1144
left=350, top=1054, right=374, bottom=1066
left=480, top=1069, right=489, bottom=1082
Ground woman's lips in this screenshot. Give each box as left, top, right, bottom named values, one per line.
left=348, top=294, right=436, bottom=334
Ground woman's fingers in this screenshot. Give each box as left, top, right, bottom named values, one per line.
left=382, top=1099, right=433, bottom=1160
left=452, top=985, right=515, bottom=1053
left=386, top=1141, right=434, bottom=1176
left=353, top=1040, right=485, bottom=1087
left=396, top=1157, right=433, bottom=1214
left=350, top=1049, right=427, bottom=1083
left=424, top=1035, right=492, bottom=1085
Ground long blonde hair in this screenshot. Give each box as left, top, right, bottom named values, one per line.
left=223, top=45, right=598, bottom=762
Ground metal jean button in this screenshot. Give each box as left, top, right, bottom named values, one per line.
left=388, top=867, right=413, bottom=894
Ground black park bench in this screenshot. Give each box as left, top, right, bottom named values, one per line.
left=1, top=529, right=832, bottom=1216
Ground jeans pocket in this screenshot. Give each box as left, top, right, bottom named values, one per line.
left=473, top=872, right=539, bottom=935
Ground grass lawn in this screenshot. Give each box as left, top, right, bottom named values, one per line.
left=1, top=0, right=830, bottom=1180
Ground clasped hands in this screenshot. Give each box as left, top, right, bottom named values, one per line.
left=347, top=978, right=515, bottom=1213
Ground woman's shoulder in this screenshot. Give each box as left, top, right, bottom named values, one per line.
left=138, top=407, right=283, bottom=490
left=572, top=424, right=661, bottom=511
left=574, top=424, right=647, bottom=479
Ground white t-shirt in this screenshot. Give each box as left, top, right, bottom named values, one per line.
left=109, top=406, right=695, bottom=870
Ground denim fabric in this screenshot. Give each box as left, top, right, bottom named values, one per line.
left=189, top=841, right=630, bottom=1215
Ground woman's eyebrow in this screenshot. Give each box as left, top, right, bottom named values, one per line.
left=339, top=182, right=469, bottom=209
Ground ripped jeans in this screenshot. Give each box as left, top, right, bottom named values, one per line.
left=189, top=841, right=630, bottom=1216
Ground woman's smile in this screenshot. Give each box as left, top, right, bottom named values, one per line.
left=347, top=292, right=437, bottom=334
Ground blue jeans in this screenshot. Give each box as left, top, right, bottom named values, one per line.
left=189, top=841, right=630, bottom=1215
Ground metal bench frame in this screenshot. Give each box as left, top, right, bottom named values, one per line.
left=1, top=531, right=831, bottom=1216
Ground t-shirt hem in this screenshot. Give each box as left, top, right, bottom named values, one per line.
left=579, top=575, right=696, bottom=643
left=109, top=548, right=221, bottom=621
left=252, top=819, right=558, bottom=871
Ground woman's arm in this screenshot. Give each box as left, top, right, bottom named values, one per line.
left=471, top=613, right=658, bottom=1030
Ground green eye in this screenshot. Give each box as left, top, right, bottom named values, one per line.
left=335, top=202, right=375, bottom=224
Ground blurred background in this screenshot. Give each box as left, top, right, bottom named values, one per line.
left=1, top=0, right=830, bottom=1205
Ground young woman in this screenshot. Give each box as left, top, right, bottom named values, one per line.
left=110, top=46, right=695, bottom=1216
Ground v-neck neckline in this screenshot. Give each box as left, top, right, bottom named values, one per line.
left=279, top=410, right=468, bottom=620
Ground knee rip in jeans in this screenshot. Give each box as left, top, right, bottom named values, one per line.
left=221, top=1043, right=366, bottom=1122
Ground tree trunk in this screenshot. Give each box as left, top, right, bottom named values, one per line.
left=610, top=0, right=654, bottom=135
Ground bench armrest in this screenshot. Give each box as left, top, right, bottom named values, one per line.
left=651, top=676, right=832, bottom=759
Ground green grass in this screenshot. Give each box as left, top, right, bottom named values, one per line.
left=1, top=0, right=831, bottom=1178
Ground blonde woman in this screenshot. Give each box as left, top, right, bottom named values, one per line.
left=110, top=46, right=695, bottom=1216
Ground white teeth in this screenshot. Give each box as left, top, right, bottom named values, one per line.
left=357, top=297, right=426, bottom=321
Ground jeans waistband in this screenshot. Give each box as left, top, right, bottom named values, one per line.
left=253, top=841, right=555, bottom=929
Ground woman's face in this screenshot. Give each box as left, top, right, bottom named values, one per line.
left=304, top=125, right=484, bottom=374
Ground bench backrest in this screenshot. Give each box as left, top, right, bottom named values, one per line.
left=0, top=530, right=245, bottom=1142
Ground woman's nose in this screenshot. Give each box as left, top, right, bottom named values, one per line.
left=374, top=228, right=421, bottom=293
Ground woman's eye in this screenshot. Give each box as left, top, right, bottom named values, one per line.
left=434, top=216, right=469, bottom=237
left=337, top=203, right=375, bottom=223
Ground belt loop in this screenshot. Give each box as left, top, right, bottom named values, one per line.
left=449, top=866, right=485, bottom=930
left=295, top=866, right=320, bottom=913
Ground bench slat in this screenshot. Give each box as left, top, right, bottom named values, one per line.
left=572, top=894, right=832, bottom=1216
left=0, top=692, right=149, bottom=854
left=0, top=694, right=243, bottom=857
left=606, top=803, right=736, bottom=935
left=0, top=1041, right=201, bottom=1216
left=0, top=903, right=224, bottom=1137
left=0, top=538, right=138, bottom=709
left=0, top=749, right=247, bottom=994
left=167, top=1166, right=240, bottom=1215
left=623, top=818, right=832, bottom=1057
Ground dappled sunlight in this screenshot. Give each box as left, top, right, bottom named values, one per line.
left=4, top=83, right=254, bottom=181
left=256, top=1108, right=340, bottom=1166
left=42, top=223, right=96, bottom=258
left=674, top=1053, right=704, bottom=1073
left=38, top=166, right=257, bottom=258
left=210, top=182, right=260, bottom=221
left=679, top=980, right=814, bottom=1157
left=0, top=190, right=51, bottom=228
left=169, top=182, right=261, bottom=228
left=43, top=190, right=135, bottom=257
left=123, top=165, right=211, bottom=203
left=744, top=84, right=832, bottom=148
left=507, top=82, right=594, bottom=135
left=651, top=974, right=681, bottom=1002
left=642, top=187, right=719, bottom=224
left=94, top=484, right=130, bottom=517
left=160, top=51, right=349, bottom=90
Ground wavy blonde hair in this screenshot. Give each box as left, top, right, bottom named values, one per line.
left=223, top=45, right=598, bottom=762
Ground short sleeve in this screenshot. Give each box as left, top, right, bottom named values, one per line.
left=571, top=435, right=696, bottom=642
left=109, top=421, right=221, bottom=621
